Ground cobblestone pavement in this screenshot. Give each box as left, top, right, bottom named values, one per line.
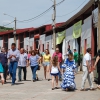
left=0, top=67, right=100, bottom=100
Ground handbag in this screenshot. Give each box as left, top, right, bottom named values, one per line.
left=36, top=55, right=41, bottom=70
left=37, top=64, right=40, bottom=70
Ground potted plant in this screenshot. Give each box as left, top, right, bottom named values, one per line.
left=78, top=54, right=83, bottom=71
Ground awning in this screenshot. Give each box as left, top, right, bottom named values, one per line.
left=56, top=30, right=66, bottom=45
left=73, top=20, right=82, bottom=39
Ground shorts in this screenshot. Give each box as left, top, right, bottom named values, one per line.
left=51, top=73, right=59, bottom=76
left=43, top=62, right=50, bottom=67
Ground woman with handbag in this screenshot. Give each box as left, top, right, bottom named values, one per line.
left=29, top=50, right=41, bottom=82
left=0, top=63, right=4, bottom=85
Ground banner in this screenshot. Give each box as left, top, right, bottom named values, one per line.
left=56, top=30, right=66, bottom=45
left=73, top=20, right=82, bottom=39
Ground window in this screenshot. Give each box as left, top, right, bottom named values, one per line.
left=35, top=38, right=39, bottom=49
left=0, top=36, right=3, bottom=40
left=25, top=32, right=29, bottom=37
left=19, top=34, right=24, bottom=42
left=30, top=33, right=34, bottom=38
left=9, top=34, right=13, bottom=38
left=16, top=35, right=18, bottom=40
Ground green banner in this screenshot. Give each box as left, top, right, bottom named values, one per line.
left=73, top=20, right=82, bottom=39
left=56, top=30, right=66, bottom=45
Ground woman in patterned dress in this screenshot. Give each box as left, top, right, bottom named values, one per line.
left=61, top=52, right=76, bottom=91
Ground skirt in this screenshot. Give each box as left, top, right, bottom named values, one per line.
left=0, top=63, right=4, bottom=73
left=51, top=73, right=59, bottom=76
left=61, top=71, right=76, bottom=90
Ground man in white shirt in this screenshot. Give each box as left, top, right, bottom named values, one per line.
left=81, top=48, right=94, bottom=91
left=18, top=48, right=28, bottom=81
left=7, top=43, right=20, bottom=85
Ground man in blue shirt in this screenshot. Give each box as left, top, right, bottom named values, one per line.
left=0, top=47, right=8, bottom=83
left=7, top=43, right=20, bottom=85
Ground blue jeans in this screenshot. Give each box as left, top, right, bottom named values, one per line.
left=31, top=65, right=38, bottom=80
left=9, top=62, right=18, bottom=84
left=18, top=67, right=26, bottom=81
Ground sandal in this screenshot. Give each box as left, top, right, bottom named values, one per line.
left=80, top=89, right=87, bottom=91
left=90, top=88, right=96, bottom=91
left=65, top=88, right=68, bottom=91
left=55, top=87, right=59, bottom=89
left=52, top=88, right=55, bottom=90
left=36, top=77, right=39, bottom=81
left=48, top=79, right=50, bottom=81
left=1, top=79, right=4, bottom=85
left=33, top=80, right=36, bottom=82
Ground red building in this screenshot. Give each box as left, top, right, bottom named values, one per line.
left=0, top=23, right=64, bottom=50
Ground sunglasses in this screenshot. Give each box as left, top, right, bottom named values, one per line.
left=56, top=50, right=59, bottom=51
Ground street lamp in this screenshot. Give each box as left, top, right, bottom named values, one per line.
left=3, top=13, right=15, bottom=18
left=3, top=13, right=17, bottom=45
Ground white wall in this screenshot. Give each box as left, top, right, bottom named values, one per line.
left=93, top=8, right=98, bottom=25
left=29, top=38, right=34, bottom=50
left=45, top=35, right=52, bottom=50
left=66, top=26, right=77, bottom=51
left=23, top=37, right=34, bottom=50
left=24, top=37, right=29, bottom=50
left=8, top=37, right=34, bottom=50
left=8, top=38, right=14, bottom=49
left=40, top=34, right=46, bottom=52
left=0, top=40, right=3, bottom=49
left=81, top=15, right=92, bottom=54
left=66, top=26, right=73, bottom=40
left=16, top=40, right=18, bottom=49
left=62, top=39, right=66, bottom=59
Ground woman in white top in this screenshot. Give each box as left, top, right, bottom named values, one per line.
left=50, top=56, right=61, bottom=90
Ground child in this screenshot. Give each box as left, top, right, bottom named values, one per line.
left=50, top=56, right=61, bottom=90
left=61, top=52, right=76, bottom=91
left=0, top=63, right=4, bottom=85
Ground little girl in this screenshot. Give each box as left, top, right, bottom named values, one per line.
left=0, top=63, right=4, bottom=85
left=61, top=52, right=76, bottom=91
left=50, top=56, right=61, bottom=90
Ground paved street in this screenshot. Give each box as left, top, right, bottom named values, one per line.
left=0, top=67, right=100, bottom=100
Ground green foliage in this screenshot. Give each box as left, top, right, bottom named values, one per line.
left=0, top=26, right=13, bottom=32
left=78, top=53, right=83, bottom=63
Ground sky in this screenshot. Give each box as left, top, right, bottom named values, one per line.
left=0, top=0, right=90, bottom=29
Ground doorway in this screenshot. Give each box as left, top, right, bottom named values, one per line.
left=77, top=37, right=81, bottom=55
left=35, top=38, right=39, bottom=49
left=56, top=42, right=63, bottom=53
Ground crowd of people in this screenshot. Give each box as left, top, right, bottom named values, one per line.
left=0, top=43, right=100, bottom=91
